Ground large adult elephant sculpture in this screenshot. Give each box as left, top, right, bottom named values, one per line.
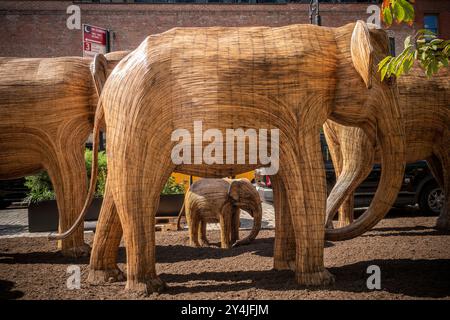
left=0, top=51, right=128, bottom=256
left=324, top=66, right=449, bottom=232
left=53, top=21, right=405, bottom=293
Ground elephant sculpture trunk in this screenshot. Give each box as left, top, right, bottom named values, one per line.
left=326, top=77, right=405, bottom=241
left=232, top=198, right=263, bottom=247
left=323, top=22, right=406, bottom=241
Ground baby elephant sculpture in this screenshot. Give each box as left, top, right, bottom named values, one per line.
left=183, top=178, right=262, bottom=248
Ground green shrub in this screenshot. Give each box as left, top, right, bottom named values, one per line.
left=24, top=172, right=55, bottom=203
left=25, top=149, right=107, bottom=203
left=25, top=149, right=185, bottom=202
left=84, top=149, right=107, bottom=197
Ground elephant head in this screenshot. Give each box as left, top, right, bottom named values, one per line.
left=325, top=21, right=405, bottom=240
left=227, top=178, right=262, bottom=246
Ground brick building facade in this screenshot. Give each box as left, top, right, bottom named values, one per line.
left=0, top=1, right=448, bottom=58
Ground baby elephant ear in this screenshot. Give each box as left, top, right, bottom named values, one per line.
left=227, top=180, right=241, bottom=202
left=351, top=20, right=373, bottom=89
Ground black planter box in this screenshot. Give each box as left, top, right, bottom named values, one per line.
left=27, top=194, right=184, bottom=232
left=157, top=194, right=184, bottom=217
left=28, top=198, right=103, bottom=233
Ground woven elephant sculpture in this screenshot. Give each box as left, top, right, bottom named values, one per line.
left=0, top=51, right=128, bottom=257
left=324, top=66, right=449, bottom=234
left=181, top=178, right=262, bottom=248
left=55, top=21, right=406, bottom=293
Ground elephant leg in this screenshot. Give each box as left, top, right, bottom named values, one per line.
left=188, top=211, right=201, bottom=247
left=219, top=209, right=232, bottom=249
left=282, top=129, right=334, bottom=285
left=429, top=150, right=450, bottom=230
left=88, top=182, right=125, bottom=284
left=337, top=196, right=355, bottom=228
left=271, top=174, right=296, bottom=271
left=185, top=206, right=195, bottom=246
left=427, top=154, right=445, bottom=189
left=231, top=207, right=240, bottom=245
left=110, top=153, right=173, bottom=294
left=199, top=220, right=209, bottom=246
left=46, top=147, right=90, bottom=257
left=323, top=120, right=343, bottom=229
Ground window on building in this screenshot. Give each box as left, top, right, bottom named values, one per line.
left=389, top=36, right=395, bottom=56
left=424, top=14, right=439, bottom=36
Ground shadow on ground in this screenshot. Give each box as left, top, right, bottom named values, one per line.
left=0, top=251, right=91, bottom=265
left=0, top=236, right=333, bottom=265
left=159, top=258, right=450, bottom=299
left=0, top=280, right=24, bottom=299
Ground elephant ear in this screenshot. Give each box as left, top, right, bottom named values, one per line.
left=351, top=20, right=373, bottom=89
left=90, top=53, right=108, bottom=97
left=227, top=180, right=241, bottom=202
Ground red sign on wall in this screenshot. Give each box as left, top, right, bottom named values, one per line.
left=83, top=24, right=109, bottom=58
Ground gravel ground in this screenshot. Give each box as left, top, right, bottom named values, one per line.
left=0, top=212, right=449, bottom=300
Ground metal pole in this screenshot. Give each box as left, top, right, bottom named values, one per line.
left=309, top=0, right=321, bottom=26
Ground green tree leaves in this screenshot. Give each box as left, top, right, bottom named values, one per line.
left=379, top=0, right=449, bottom=80
left=378, top=31, right=450, bottom=80
left=381, top=0, right=415, bottom=26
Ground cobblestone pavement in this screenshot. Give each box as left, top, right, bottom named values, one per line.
left=0, top=209, right=47, bottom=238
left=0, top=202, right=275, bottom=238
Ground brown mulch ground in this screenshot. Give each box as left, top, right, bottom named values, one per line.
left=1, top=212, right=449, bottom=300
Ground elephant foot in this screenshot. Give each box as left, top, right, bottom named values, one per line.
left=125, top=276, right=167, bottom=295
left=435, top=215, right=450, bottom=231
left=190, top=241, right=202, bottom=248
left=61, top=243, right=91, bottom=258
left=87, top=267, right=126, bottom=284
left=273, top=259, right=296, bottom=271
left=296, top=268, right=335, bottom=286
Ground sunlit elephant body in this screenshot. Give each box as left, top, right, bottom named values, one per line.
left=0, top=52, right=127, bottom=256
left=60, top=21, right=405, bottom=293
left=184, top=178, right=262, bottom=248
left=324, top=66, right=449, bottom=231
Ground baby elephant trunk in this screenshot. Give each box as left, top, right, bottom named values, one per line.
left=233, top=202, right=262, bottom=247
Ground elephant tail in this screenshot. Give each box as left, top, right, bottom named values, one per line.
left=176, top=201, right=185, bottom=231
left=48, top=100, right=104, bottom=241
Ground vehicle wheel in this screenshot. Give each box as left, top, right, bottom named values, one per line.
left=419, top=182, right=444, bottom=215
